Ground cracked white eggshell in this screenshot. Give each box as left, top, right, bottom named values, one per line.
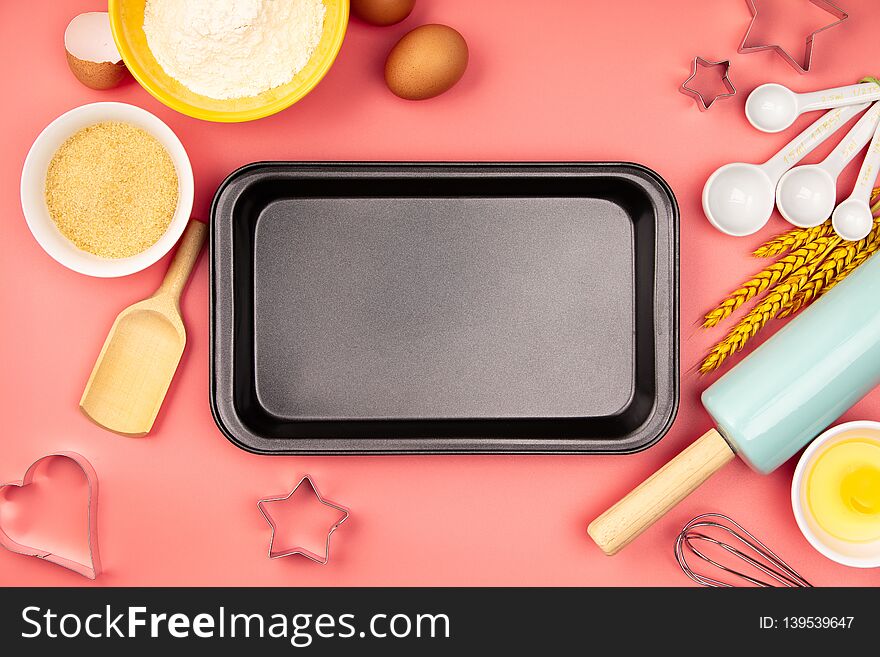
left=65, top=12, right=128, bottom=90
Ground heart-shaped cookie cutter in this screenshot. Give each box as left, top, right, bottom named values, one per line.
left=0, top=452, right=101, bottom=579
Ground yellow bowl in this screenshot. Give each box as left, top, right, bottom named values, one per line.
left=108, top=0, right=349, bottom=123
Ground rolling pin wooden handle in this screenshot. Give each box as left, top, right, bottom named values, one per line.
left=587, top=428, right=736, bottom=556
left=156, top=221, right=208, bottom=302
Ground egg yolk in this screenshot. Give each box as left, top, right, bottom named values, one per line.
left=806, top=439, right=880, bottom=543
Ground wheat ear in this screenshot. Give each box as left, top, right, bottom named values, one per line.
left=703, top=235, right=839, bottom=328
left=780, top=220, right=880, bottom=318
left=700, top=237, right=841, bottom=373
left=752, top=222, right=832, bottom=258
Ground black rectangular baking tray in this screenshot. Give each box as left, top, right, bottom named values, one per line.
left=210, top=163, right=678, bottom=454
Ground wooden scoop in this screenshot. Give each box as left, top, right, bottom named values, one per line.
left=80, top=221, right=207, bottom=436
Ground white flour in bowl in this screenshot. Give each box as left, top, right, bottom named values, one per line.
left=143, top=0, right=327, bottom=100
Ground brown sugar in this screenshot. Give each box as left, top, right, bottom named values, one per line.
left=44, top=121, right=178, bottom=258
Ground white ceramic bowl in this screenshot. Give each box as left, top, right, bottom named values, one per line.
left=20, top=102, right=193, bottom=277
left=791, top=420, right=880, bottom=568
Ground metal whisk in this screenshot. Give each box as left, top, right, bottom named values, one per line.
left=675, top=513, right=811, bottom=587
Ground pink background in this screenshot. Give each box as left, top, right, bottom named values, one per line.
left=2, top=0, right=880, bottom=586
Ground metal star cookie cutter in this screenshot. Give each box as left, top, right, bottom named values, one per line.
left=0, top=452, right=101, bottom=579
left=257, top=474, right=349, bottom=565
left=739, top=0, right=849, bottom=74
left=680, top=57, right=737, bottom=111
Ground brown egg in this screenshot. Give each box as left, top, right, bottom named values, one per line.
left=351, top=0, right=415, bottom=26
left=385, top=24, right=468, bottom=100
left=64, top=12, right=128, bottom=90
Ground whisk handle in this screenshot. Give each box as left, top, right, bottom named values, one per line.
left=588, top=429, right=735, bottom=556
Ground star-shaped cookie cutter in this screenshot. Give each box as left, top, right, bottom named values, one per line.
left=257, top=475, right=349, bottom=565
left=739, top=0, right=848, bottom=74
left=680, top=57, right=737, bottom=111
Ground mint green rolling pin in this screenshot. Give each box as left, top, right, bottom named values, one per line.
left=589, top=250, right=880, bottom=555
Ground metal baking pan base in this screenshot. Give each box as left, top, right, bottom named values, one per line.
left=211, top=163, right=678, bottom=454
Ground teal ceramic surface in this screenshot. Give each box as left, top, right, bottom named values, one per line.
left=702, top=251, right=880, bottom=474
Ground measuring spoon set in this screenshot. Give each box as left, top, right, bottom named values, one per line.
left=703, top=81, right=880, bottom=241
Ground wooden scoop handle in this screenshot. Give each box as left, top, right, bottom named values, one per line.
left=156, top=221, right=208, bottom=302
left=587, top=429, right=736, bottom=555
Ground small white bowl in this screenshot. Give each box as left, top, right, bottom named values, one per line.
left=20, top=102, right=193, bottom=277
left=792, top=420, right=880, bottom=568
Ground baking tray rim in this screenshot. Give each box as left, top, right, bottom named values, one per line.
left=209, top=161, right=680, bottom=455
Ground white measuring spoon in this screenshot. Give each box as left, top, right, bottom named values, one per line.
left=776, top=102, right=880, bottom=228
left=746, top=82, right=880, bottom=133
left=832, top=118, right=880, bottom=241
left=703, top=104, right=867, bottom=237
